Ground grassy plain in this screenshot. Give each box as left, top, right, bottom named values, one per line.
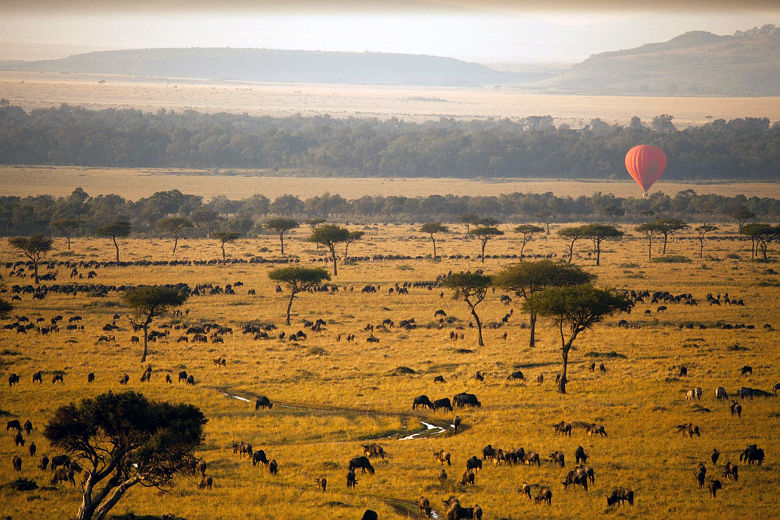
left=0, top=225, right=778, bottom=520
left=3, top=71, right=780, bottom=127
left=2, top=165, right=779, bottom=201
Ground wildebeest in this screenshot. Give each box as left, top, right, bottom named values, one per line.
left=315, top=476, right=327, bottom=492
left=741, top=365, right=753, bottom=376
left=52, top=373, right=64, bottom=384
left=676, top=423, right=700, bottom=437
left=460, top=469, right=475, bottom=486
left=434, top=450, right=451, bottom=466
left=349, top=456, right=375, bottom=474
left=23, top=420, right=32, bottom=435
left=694, top=463, right=707, bottom=487
left=346, top=469, right=357, bottom=488
left=525, top=451, right=541, bottom=466
left=434, top=375, right=446, bottom=383
left=413, top=395, right=434, bottom=410
left=419, top=496, right=431, bottom=517
left=535, top=487, right=552, bottom=505
left=32, top=371, right=42, bottom=383
left=482, top=445, right=495, bottom=460
left=562, top=468, right=588, bottom=491
left=51, top=454, right=71, bottom=471
left=29, top=441, right=36, bottom=457
left=119, top=373, right=129, bottom=385
left=360, top=510, right=377, bottom=520
left=6, top=419, right=22, bottom=431
left=453, top=393, right=481, bottom=408
left=453, top=416, right=461, bottom=432
left=740, top=445, right=765, bottom=465
left=586, top=424, right=607, bottom=437
left=87, top=372, right=95, bottom=383
left=708, top=479, right=722, bottom=497
left=363, top=443, right=386, bottom=459
left=51, top=467, right=75, bottom=486
left=550, top=451, right=565, bottom=468
left=723, top=462, right=738, bottom=481
left=715, top=386, right=728, bottom=400
left=199, top=476, right=213, bottom=490
left=442, top=496, right=482, bottom=520
left=8, top=373, right=20, bottom=386
left=39, top=455, right=49, bottom=470
left=14, top=431, right=24, bottom=446
left=252, top=450, right=269, bottom=466
left=679, top=366, right=688, bottom=377
left=553, top=421, right=571, bottom=436
left=739, top=387, right=773, bottom=398
left=186, top=375, right=195, bottom=385
left=178, top=370, right=188, bottom=383
left=433, top=398, right=453, bottom=412
left=466, top=456, right=482, bottom=471
left=194, top=458, right=206, bottom=476
left=575, top=446, right=588, bottom=464
left=12, top=455, right=22, bottom=471
left=255, top=396, right=273, bottom=410
left=521, top=482, right=532, bottom=499
left=606, top=487, right=634, bottom=506
left=165, top=374, right=172, bottom=384
left=269, top=459, right=278, bottom=475
left=730, top=400, right=742, bottom=417
left=711, top=448, right=720, bottom=465
left=507, top=370, right=525, bottom=381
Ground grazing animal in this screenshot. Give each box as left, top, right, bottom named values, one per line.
left=696, top=387, right=702, bottom=399
left=39, top=455, right=49, bottom=470
left=349, top=456, right=375, bottom=474
left=51, top=454, right=71, bottom=471
left=6, top=420, right=22, bottom=431
left=711, top=448, right=720, bottom=465
left=9, top=373, right=20, bottom=386
left=347, top=469, right=357, bottom=488
left=52, top=468, right=75, bottom=486
left=178, top=370, right=188, bottom=383
left=453, top=416, right=461, bottom=432
left=686, top=389, right=696, bottom=400
left=52, top=373, right=64, bottom=384
left=252, top=450, right=269, bottom=466
left=507, top=370, right=525, bottom=381
left=439, top=469, right=448, bottom=481
left=452, top=393, right=481, bottom=408
left=694, top=463, right=707, bottom=487
left=575, top=446, right=588, bottom=464
left=195, top=458, right=206, bottom=476
left=740, top=445, right=765, bottom=465
left=679, top=366, right=688, bottom=377
left=434, top=450, right=452, bottom=466
left=460, top=469, right=475, bottom=486
left=434, top=375, right=446, bottom=383
left=199, top=476, right=213, bottom=490
left=586, top=424, right=607, bottom=437
left=730, top=400, right=742, bottom=417
left=87, top=372, right=95, bottom=383
left=553, top=421, right=572, bottom=436
left=606, top=487, right=634, bottom=507
left=268, top=459, right=278, bottom=475
left=29, top=441, right=36, bottom=457
left=562, top=469, right=588, bottom=491
left=361, top=511, right=378, bottom=520
left=119, top=373, right=129, bottom=385
left=723, top=462, right=738, bottom=481
left=165, top=374, right=172, bottom=383
left=521, top=482, right=532, bottom=499
left=32, top=371, right=42, bottom=383
left=525, top=452, right=541, bottom=466
left=255, top=396, right=273, bottom=410
left=315, top=476, right=327, bottom=492
left=14, top=431, right=24, bottom=446
left=413, top=395, right=435, bottom=410
left=535, top=487, right=552, bottom=505
left=708, top=479, right=722, bottom=498
left=186, top=375, right=195, bottom=385
left=676, top=423, right=700, bottom=438
left=433, top=398, right=453, bottom=412
left=419, top=496, right=431, bottom=517
left=550, top=451, right=565, bottom=467
left=363, top=443, right=386, bottom=459
left=466, top=456, right=482, bottom=471
left=715, top=387, right=728, bottom=400
left=741, top=365, right=753, bottom=376
left=23, top=420, right=32, bottom=435
left=12, top=455, right=22, bottom=472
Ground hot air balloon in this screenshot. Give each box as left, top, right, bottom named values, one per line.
left=625, top=145, right=666, bottom=197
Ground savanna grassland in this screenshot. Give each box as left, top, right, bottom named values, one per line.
left=0, top=224, right=778, bottom=520
left=2, top=166, right=780, bottom=201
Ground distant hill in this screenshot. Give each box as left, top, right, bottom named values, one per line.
left=0, top=48, right=513, bottom=87
left=536, top=25, right=780, bottom=96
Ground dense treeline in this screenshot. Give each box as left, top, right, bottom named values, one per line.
left=0, top=104, right=779, bottom=179
left=0, top=188, right=776, bottom=236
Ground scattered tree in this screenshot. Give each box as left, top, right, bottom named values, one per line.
left=557, top=226, right=588, bottom=263
left=8, top=234, right=53, bottom=284
left=602, top=204, right=626, bottom=227
left=728, top=206, right=755, bottom=230
left=740, top=223, right=778, bottom=262
left=420, top=222, right=449, bottom=259
left=264, top=218, right=299, bottom=256
left=458, top=213, right=479, bottom=237
left=310, top=224, right=350, bottom=275
left=514, top=224, right=544, bottom=259
left=580, top=224, right=623, bottom=266
left=124, top=286, right=188, bottom=362
left=304, top=218, right=326, bottom=249
left=156, top=216, right=193, bottom=254
left=536, top=211, right=554, bottom=235
left=52, top=218, right=83, bottom=250
left=190, top=208, right=219, bottom=238
left=653, top=218, right=689, bottom=254
left=44, top=391, right=206, bottom=520
left=343, top=230, right=364, bottom=262
left=635, top=222, right=659, bottom=259
left=269, top=267, right=331, bottom=325
left=471, top=226, right=504, bottom=263
left=96, top=221, right=131, bottom=263
left=524, top=285, right=632, bottom=393
left=212, top=231, right=241, bottom=261
left=494, top=260, right=594, bottom=348
left=695, top=224, right=718, bottom=259
left=439, top=271, right=492, bottom=347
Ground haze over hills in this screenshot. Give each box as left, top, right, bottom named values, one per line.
left=1, top=25, right=778, bottom=94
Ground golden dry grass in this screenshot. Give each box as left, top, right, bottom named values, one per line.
left=3, top=71, right=780, bottom=127
left=0, top=224, right=778, bottom=520
left=2, top=165, right=779, bottom=201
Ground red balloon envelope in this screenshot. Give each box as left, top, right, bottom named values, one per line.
left=625, top=145, right=667, bottom=196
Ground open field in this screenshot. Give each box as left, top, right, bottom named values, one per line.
left=2, top=166, right=779, bottom=201
left=2, top=71, right=780, bottom=127
left=0, top=224, right=778, bottom=519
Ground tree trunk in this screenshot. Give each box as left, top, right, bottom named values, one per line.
left=112, top=236, right=120, bottom=263
left=344, top=243, right=350, bottom=262
left=66, top=233, right=72, bottom=250
left=92, top=479, right=137, bottom=520
left=329, top=245, right=338, bottom=276
left=141, top=323, right=149, bottom=363
left=221, top=242, right=226, bottom=261
left=480, top=240, right=486, bottom=263
left=559, top=346, right=569, bottom=394
left=699, top=238, right=704, bottom=259
left=520, top=238, right=527, bottom=259
left=529, top=311, right=536, bottom=348
left=545, top=222, right=550, bottom=235
left=595, top=239, right=601, bottom=266
left=567, top=240, right=575, bottom=263
left=285, top=292, right=295, bottom=325
left=760, top=240, right=767, bottom=262
left=431, top=236, right=437, bottom=259
left=173, top=235, right=178, bottom=254
left=648, top=235, right=653, bottom=260
left=662, top=233, right=668, bottom=254
left=279, top=234, right=285, bottom=256
left=470, top=305, right=483, bottom=347
left=33, top=260, right=39, bottom=284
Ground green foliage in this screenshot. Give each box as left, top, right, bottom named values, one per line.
left=9, top=234, right=53, bottom=258
left=213, top=231, right=241, bottom=243
left=123, top=286, right=188, bottom=318
left=96, top=220, right=131, bottom=238
left=269, top=267, right=331, bottom=289
left=494, top=260, right=594, bottom=299
left=156, top=216, right=193, bottom=235
left=44, top=391, right=206, bottom=520
left=652, top=255, right=692, bottom=263
left=514, top=224, right=544, bottom=235
left=524, top=285, right=632, bottom=336
left=265, top=218, right=299, bottom=234
left=420, top=222, right=449, bottom=235
left=310, top=224, right=350, bottom=245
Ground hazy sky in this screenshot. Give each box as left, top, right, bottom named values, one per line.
left=1, top=1, right=779, bottom=62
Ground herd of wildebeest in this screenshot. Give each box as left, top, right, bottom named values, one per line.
left=2, top=248, right=778, bottom=520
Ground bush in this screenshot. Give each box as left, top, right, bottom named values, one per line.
left=652, top=255, right=692, bottom=263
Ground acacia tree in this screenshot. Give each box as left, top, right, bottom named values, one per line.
left=52, top=218, right=83, bottom=250
left=728, top=206, right=755, bottom=230
left=581, top=224, right=623, bottom=266
left=305, top=218, right=326, bottom=249
left=9, top=234, right=53, bottom=284
left=439, top=271, right=492, bottom=347
left=96, top=221, right=131, bottom=263
left=602, top=204, right=625, bottom=227
left=740, top=223, right=778, bottom=262
left=124, top=286, right=188, bottom=362
left=265, top=218, right=299, bottom=256
left=653, top=218, right=689, bottom=254
left=44, top=391, right=206, bottom=520
left=557, top=226, right=587, bottom=263
left=190, top=208, right=219, bottom=238
left=343, top=230, right=364, bottom=261
left=471, top=226, right=504, bottom=263
left=536, top=210, right=554, bottom=235
left=269, top=267, right=330, bottom=325
left=420, top=222, right=449, bottom=259
left=494, top=260, right=594, bottom=348
left=212, top=231, right=241, bottom=261
left=524, top=285, right=631, bottom=393
left=695, top=224, right=718, bottom=259
left=458, top=213, right=479, bottom=237
left=514, top=224, right=544, bottom=259
left=635, top=222, right=659, bottom=259
left=310, top=224, right=350, bottom=275
left=156, top=216, right=193, bottom=254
